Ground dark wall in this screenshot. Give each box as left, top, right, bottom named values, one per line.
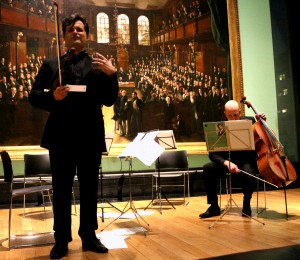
left=270, top=0, right=300, bottom=166
left=286, top=0, right=300, bottom=184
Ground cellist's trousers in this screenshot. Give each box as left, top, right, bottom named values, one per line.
left=203, top=160, right=258, bottom=206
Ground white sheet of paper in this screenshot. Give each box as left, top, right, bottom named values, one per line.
left=97, top=231, right=128, bottom=249
left=118, top=131, right=165, bottom=166
left=66, top=84, right=86, bottom=92
left=97, top=227, right=148, bottom=249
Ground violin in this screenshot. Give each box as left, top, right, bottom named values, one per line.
left=240, top=96, right=297, bottom=187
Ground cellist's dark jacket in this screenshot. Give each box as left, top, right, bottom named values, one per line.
left=209, top=116, right=257, bottom=165
left=29, top=51, right=119, bottom=154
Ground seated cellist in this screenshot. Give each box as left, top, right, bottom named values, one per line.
left=199, top=100, right=266, bottom=218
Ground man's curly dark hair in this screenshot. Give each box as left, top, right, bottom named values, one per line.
left=62, top=13, right=89, bottom=37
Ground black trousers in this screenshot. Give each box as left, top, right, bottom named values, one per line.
left=49, top=147, right=101, bottom=243
left=203, top=160, right=258, bottom=206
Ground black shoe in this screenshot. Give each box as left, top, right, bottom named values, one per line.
left=242, top=207, right=252, bottom=217
left=82, top=238, right=108, bottom=253
left=199, top=205, right=221, bottom=219
left=50, top=242, right=68, bottom=259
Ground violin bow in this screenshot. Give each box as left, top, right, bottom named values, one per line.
left=53, top=2, right=62, bottom=87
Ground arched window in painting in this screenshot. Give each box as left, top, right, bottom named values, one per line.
left=137, top=15, right=150, bottom=45
left=117, top=14, right=130, bottom=45
left=96, top=12, right=109, bottom=43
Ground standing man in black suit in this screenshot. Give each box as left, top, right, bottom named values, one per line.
left=129, top=91, right=143, bottom=137
left=199, top=100, right=266, bottom=219
left=0, top=76, right=11, bottom=101
left=118, top=89, right=128, bottom=136
left=29, top=13, right=119, bottom=259
left=164, top=96, right=175, bottom=130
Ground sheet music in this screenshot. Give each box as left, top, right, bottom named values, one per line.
left=224, top=120, right=255, bottom=150
left=118, top=131, right=165, bottom=166
left=156, top=130, right=177, bottom=149
left=203, top=120, right=254, bottom=152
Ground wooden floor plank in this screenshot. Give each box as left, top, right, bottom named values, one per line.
left=0, top=189, right=300, bottom=259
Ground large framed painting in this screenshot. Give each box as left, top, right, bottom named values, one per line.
left=0, top=0, right=243, bottom=159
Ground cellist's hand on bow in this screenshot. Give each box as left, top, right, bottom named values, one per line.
left=255, top=112, right=267, bottom=121
left=53, top=86, right=69, bottom=101
left=224, top=160, right=240, bottom=174
left=92, top=52, right=117, bottom=76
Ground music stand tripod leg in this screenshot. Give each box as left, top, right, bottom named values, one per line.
left=98, top=165, right=123, bottom=222
left=144, top=162, right=176, bottom=214
left=144, top=184, right=176, bottom=214
left=209, top=172, right=265, bottom=229
left=209, top=194, right=236, bottom=229
left=160, top=186, right=176, bottom=209
left=101, top=201, right=148, bottom=235
left=98, top=198, right=123, bottom=222
left=101, top=201, right=130, bottom=231
left=129, top=199, right=149, bottom=233
left=102, top=159, right=149, bottom=235
left=144, top=187, right=159, bottom=211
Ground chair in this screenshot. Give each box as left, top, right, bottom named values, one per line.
left=24, top=153, right=77, bottom=215
left=23, top=153, right=52, bottom=213
left=152, top=150, right=189, bottom=208
left=0, top=150, right=54, bottom=249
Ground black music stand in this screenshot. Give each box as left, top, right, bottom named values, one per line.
left=101, top=131, right=164, bottom=233
left=98, top=132, right=123, bottom=222
left=144, top=130, right=177, bottom=214
left=203, top=120, right=274, bottom=228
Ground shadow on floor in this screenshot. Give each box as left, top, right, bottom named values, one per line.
left=203, top=244, right=300, bottom=260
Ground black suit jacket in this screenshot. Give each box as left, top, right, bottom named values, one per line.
left=29, top=53, right=119, bottom=154
left=0, top=81, right=10, bottom=100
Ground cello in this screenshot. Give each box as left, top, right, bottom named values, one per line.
left=240, top=96, right=297, bottom=187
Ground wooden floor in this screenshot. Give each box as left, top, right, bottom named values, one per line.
left=1, top=188, right=300, bottom=259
